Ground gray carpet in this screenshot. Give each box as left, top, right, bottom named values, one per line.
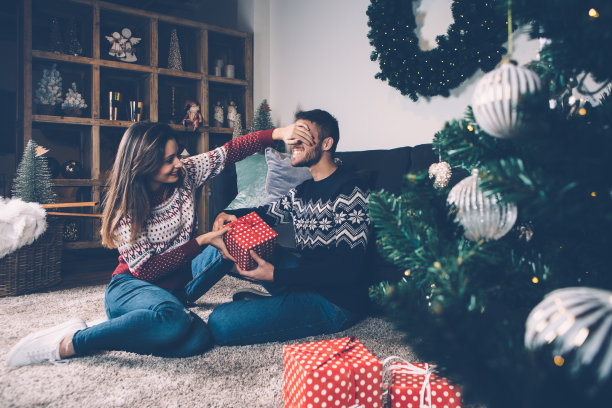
left=0, top=276, right=416, bottom=407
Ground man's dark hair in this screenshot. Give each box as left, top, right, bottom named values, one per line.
left=295, top=109, right=340, bottom=154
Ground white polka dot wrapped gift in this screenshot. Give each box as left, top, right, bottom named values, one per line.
left=223, top=212, right=278, bottom=270
left=382, top=356, right=462, bottom=408
left=283, top=336, right=382, bottom=408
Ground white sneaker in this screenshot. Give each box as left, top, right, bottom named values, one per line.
left=6, top=318, right=87, bottom=367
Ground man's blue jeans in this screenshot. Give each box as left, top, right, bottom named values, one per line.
left=205, top=246, right=363, bottom=346
left=72, top=246, right=231, bottom=357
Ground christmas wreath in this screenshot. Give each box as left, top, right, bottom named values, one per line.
left=367, top=0, right=509, bottom=101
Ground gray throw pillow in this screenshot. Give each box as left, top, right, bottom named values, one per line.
left=261, top=148, right=312, bottom=206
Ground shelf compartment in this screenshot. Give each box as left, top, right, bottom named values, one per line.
left=158, top=22, right=200, bottom=73
left=32, top=60, right=92, bottom=118
left=158, top=75, right=201, bottom=125
left=32, top=0, right=93, bottom=58
left=209, top=82, right=246, bottom=129
left=100, top=9, right=150, bottom=66
left=100, top=67, right=150, bottom=122
left=32, top=123, right=92, bottom=180
left=208, top=31, right=245, bottom=81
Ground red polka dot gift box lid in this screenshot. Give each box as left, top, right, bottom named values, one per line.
left=382, top=356, right=462, bottom=408
left=223, top=212, right=278, bottom=271
left=283, top=336, right=382, bottom=408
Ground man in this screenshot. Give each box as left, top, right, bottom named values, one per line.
left=202, top=109, right=373, bottom=345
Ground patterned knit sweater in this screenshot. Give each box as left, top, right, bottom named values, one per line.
left=112, top=129, right=275, bottom=290
left=226, top=166, right=372, bottom=312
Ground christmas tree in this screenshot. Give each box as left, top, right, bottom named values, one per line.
left=253, top=99, right=283, bottom=151
left=12, top=140, right=56, bottom=204
left=168, top=28, right=183, bottom=70
left=368, top=1, right=612, bottom=407
left=34, top=64, right=63, bottom=107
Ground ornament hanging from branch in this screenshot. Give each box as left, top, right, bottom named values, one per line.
left=472, top=61, right=542, bottom=138
left=525, top=287, right=612, bottom=394
left=447, top=169, right=517, bottom=241
left=428, top=161, right=452, bottom=189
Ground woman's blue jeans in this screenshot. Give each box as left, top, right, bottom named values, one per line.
left=72, top=246, right=231, bottom=358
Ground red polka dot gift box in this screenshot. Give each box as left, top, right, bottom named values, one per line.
left=223, top=212, right=278, bottom=271
left=382, top=357, right=462, bottom=408
left=283, top=336, right=383, bottom=408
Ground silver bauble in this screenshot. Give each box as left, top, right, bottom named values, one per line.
left=447, top=169, right=517, bottom=241
left=525, top=287, right=612, bottom=385
left=472, top=61, right=542, bottom=138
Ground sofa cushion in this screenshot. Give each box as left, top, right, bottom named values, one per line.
left=261, top=148, right=312, bottom=206
left=225, top=153, right=268, bottom=210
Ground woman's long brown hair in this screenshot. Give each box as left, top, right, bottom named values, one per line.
left=101, top=122, right=183, bottom=248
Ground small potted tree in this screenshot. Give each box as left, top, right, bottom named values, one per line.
left=34, top=64, right=63, bottom=115
left=61, top=82, right=87, bottom=117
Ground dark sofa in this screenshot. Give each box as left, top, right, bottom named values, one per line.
left=208, top=143, right=449, bottom=284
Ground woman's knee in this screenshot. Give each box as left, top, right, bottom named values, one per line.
left=155, top=302, right=193, bottom=343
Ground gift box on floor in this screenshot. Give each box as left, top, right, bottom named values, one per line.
left=383, top=357, right=462, bottom=408
left=223, top=212, right=277, bottom=271
left=283, top=336, right=382, bottom=408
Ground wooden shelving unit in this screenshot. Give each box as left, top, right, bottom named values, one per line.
left=18, top=0, right=253, bottom=248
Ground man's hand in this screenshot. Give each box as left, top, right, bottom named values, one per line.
left=213, top=212, right=237, bottom=232
left=236, top=250, right=274, bottom=282
left=272, top=122, right=314, bottom=147
left=195, top=227, right=236, bottom=262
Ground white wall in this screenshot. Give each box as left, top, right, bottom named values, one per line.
left=242, top=0, right=540, bottom=151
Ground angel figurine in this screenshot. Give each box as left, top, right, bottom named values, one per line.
left=227, top=100, right=238, bottom=129
left=120, top=28, right=141, bottom=62
left=105, top=32, right=125, bottom=58
left=183, top=100, right=203, bottom=130
left=213, top=101, right=224, bottom=127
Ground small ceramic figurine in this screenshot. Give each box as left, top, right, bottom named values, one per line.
left=213, top=101, right=224, bottom=127
left=227, top=100, right=238, bottom=129
left=183, top=100, right=203, bottom=130
left=120, top=28, right=141, bottom=62
left=105, top=32, right=125, bottom=58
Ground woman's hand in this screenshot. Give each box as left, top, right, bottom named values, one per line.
left=272, top=122, right=314, bottom=147
left=195, top=227, right=236, bottom=262
left=213, top=212, right=237, bottom=232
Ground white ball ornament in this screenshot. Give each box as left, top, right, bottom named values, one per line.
left=447, top=169, right=517, bottom=241
left=525, top=287, right=612, bottom=387
left=472, top=61, right=542, bottom=138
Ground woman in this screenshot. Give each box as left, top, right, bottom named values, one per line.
left=7, top=121, right=312, bottom=366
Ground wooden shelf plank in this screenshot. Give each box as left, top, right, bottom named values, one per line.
left=32, top=50, right=95, bottom=65
left=52, top=179, right=106, bottom=187
left=64, top=240, right=103, bottom=249
left=157, top=67, right=202, bottom=80
left=47, top=212, right=103, bottom=218
left=98, top=59, right=153, bottom=73
left=98, top=119, right=134, bottom=128
left=41, top=202, right=97, bottom=208
left=208, top=76, right=248, bottom=86
left=208, top=127, right=233, bottom=134
left=33, top=114, right=93, bottom=125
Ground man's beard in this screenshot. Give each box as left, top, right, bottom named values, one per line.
left=292, top=142, right=323, bottom=168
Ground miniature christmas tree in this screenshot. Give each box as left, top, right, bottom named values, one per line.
left=12, top=140, right=56, bottom=204
left=232, top=113, right=242, bottom=139
left=48, top=17, right=64, bottom=53
left=252, top=99, right=274, bottom=132
left=66, top=19, right=82, bottom=56
left=168, top=28, right=183, bottom=70
left=61, top=82, right=87, bottom=115
left=34, top=64, right=63, bottom=108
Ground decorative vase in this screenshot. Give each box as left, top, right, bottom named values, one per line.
left=472, top=61, right=542, bottom=138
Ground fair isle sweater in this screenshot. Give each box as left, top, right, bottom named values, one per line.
left=225, top=166, right=372, bottom=312
left=111, top=129, right=275, bottom=290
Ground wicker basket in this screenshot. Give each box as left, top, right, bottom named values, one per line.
left=0, top=218, right=63, bottom=296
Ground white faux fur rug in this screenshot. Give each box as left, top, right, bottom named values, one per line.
left=0, top=276, right=416, bottom=408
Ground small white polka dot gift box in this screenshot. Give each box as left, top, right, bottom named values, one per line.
left=283, top=336, right=382, bottom=408
left=382, top=356, right=462, bottom=408
left=223, top=212, right=278, bottom=270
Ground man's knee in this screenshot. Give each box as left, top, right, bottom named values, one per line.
left=208, top=305, right=237, bottom=345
